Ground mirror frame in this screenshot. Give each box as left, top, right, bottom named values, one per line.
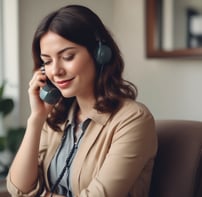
left=146, top=0, right=202, bottom=58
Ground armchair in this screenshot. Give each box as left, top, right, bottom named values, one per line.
left=149, top=120, right=202, bottom=197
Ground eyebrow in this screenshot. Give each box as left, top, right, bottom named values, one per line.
left=40, top=46, right=76, bottom=57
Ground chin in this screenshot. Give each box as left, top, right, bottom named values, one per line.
left=61, top=91, right=76, bottom=99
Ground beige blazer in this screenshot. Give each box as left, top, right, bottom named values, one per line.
left=7, top=99, right=157, bottom=197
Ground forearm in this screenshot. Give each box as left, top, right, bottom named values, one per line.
left=9, top=115, right=45, bottom=193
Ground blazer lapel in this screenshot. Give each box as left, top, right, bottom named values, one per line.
left=71, top=110, right=111, bottom=193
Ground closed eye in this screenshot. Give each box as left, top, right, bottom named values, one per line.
left=62, top=54, right=74, bottom=61
left=42, top=60, right=52, bottom=66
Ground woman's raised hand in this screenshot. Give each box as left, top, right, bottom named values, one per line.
left=28, top=69, right=54, bottom=120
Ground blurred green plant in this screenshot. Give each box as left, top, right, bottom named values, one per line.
left=0, top=81, right=15, bottom=152
left=0, top=136, right=6, bottom=151
left=0, top=81, right=25, bottom=177
left=0, top=127, right=25, bottom=178
left=7, top=127, right=25, bottom=154
left=0, top=81, right=15, bottom=117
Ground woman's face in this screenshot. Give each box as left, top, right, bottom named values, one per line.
left=40, top=31, right=96, bottom=99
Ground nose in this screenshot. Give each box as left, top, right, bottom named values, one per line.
left=51, top=60, right=65, bottom=75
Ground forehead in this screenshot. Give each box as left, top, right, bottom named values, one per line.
left=40, top=31, right=77, bottom=54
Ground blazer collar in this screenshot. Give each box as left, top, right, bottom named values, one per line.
left=66, top=100, right=111, bottom=127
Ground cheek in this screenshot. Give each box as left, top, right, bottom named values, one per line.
left=73, top=57, right=96, bottom=78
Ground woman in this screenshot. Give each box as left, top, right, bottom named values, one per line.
left=7, top=5, right=157, bottom=197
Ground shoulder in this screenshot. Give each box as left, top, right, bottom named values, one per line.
left=112, top=99, right=157, bottom=150
left=108, top=99, right=157, bottom=155
left=114, top=99, right=154, bottom=123
left=122, top=99, right=151, bottom=112
left=105, top=99, right=155, bottom=138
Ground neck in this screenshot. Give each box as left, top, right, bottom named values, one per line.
left=76, top=96, right=95, bottom=123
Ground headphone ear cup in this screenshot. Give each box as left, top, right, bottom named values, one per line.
left=95, top=42, right=112, bottom=65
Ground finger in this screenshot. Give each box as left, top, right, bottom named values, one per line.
left=29, top=71, right=47, bottom=87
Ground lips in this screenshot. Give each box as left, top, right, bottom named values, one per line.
left=56, top=77, right=75, bottom=89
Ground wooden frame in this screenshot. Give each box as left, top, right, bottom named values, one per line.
left=145, top=0, right=202, bottom=58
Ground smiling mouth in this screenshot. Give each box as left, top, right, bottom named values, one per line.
left=56, top=77, right=75, bottom=88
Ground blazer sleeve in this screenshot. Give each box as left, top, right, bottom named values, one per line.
left=6, top=126, right=49, bottom=197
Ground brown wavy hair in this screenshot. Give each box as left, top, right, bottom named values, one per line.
left=32, top=5, right=138, bottom=131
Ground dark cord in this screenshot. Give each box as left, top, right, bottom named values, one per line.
left=50, top=143, right=78, bottom=194
left=50, top=120, right=90, bottom=196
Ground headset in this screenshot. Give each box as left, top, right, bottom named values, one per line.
left=94, top=40, right=112, bottom=66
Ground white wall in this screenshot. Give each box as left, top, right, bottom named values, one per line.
left=112, top=0, right=202, bottom=121
left=18, top=0, right=202, bottom=126
left=2, top=0, right=19, bottom=128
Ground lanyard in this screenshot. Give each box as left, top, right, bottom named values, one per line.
left=50, top=119, right=90, bottom=196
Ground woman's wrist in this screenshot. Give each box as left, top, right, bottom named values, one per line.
left=27, top=114, right=46, bottom=132
left=28, top=113, right=46, bottom=124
